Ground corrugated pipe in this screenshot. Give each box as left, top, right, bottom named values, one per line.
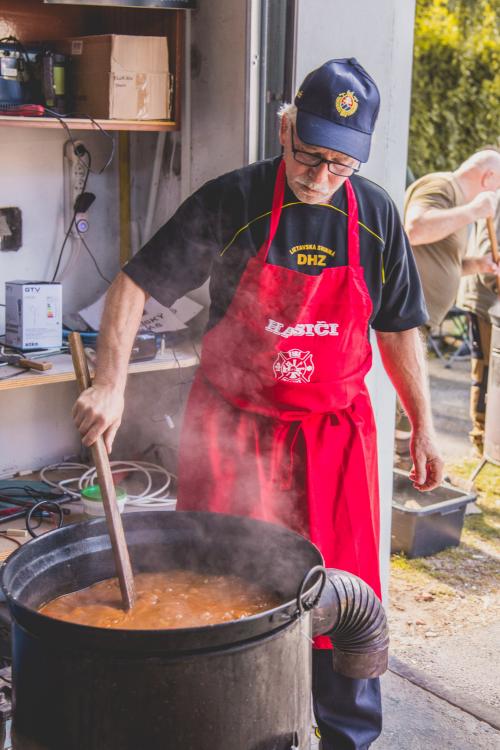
left=312, top=569, right=389, bottom=679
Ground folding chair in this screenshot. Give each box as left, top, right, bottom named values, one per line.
left=426, top=306, right=471, bottom=368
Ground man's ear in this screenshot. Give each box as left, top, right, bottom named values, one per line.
left=279, top=116, right=288, bottom=148
left=481, top=169, right=494, bottom=190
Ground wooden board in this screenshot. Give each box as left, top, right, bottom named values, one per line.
left=0, top=0, right=183, bottom=125
left=0, top=340, right=200, bottom=391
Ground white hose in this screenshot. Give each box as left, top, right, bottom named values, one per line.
left=40, top=461, right=176, bottom=508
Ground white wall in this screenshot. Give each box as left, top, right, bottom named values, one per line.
left=0, top=127, right=119, bottom=475
left=188, top=0, right=250, bottom=191
left=0, top=123, right=183, bottom=475
left=0, top=128, right=119, bottom=321
left=294, top=0, right=417, bottom=597
left=294, top=0, right=416, bottom=204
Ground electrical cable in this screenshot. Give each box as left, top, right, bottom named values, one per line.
left=40, top=461, right=176, bottom=508
left=43, top=107, right=115, bottom=175
left=0, top=532, right=23, bottom=549
left=76, top=230, right=112, bottom=285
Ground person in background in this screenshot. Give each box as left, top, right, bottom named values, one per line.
left=72, top=58, right=444, bottom=750
left=404, top=148, right=500, bottom=332
left=457, top=203, right=500, bottom=455
left=394, top=149, right=500, bottom=459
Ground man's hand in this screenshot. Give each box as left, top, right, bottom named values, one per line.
left=462, top=251, right=499, bottom=276
left=469, top=190, right=498, bottom=222
left=475, top=252, right=499, bottom=275
left=72, top=384, right=125, bottom=453
left=408, top=430, right=444, bottom=492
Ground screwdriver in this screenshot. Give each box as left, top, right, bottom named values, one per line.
left=0, top=104, right=44, bottom=117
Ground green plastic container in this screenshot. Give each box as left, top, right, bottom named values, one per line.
left=81, top=485, right=127, bottom=517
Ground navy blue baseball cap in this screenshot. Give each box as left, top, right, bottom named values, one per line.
left=294, top=58, right=380, bottom=163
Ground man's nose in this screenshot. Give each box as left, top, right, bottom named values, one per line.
left=309, top=161, right=330, bottom=179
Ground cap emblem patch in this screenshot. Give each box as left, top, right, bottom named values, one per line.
left=335, top=90, right=358, bottom=118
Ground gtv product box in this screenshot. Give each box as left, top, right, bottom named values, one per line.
left=5, top=281, right=62, bottom=350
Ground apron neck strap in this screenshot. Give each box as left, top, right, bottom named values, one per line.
left=261, top=159, right=287, bottom=262
left=345, top=178, right=361, bottom=267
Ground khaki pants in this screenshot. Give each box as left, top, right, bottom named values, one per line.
left=468, top=313, right=492, bottom=452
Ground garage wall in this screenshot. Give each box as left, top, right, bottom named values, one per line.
left=0, top=125, right=183, bottom=476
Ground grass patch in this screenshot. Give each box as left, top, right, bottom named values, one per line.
left=391, top=553, right=428, bottom=574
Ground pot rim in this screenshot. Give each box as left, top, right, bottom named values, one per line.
left=0, top=511, right=324, bottom=642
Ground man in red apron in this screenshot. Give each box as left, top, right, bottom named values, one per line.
left=74, top=59, right=443, bottom=749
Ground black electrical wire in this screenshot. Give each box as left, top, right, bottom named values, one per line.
left=43, top=107, right=115, bottom=174
left=51, top=149, right=91, bottom=282
left=0, top=532, right=23, bottom=549
left=0, top=370, right=25, bottom=382
left=26, top=501, right=63, bottom=538
left=76, top=230, right=112, bottom=285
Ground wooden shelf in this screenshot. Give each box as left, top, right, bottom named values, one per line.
left=0, top=116, right=178, bottom=132
left=0, top=340, right=200, bottom=392
left=0, top=0, right=184, bottom=130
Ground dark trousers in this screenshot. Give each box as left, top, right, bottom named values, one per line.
left=313, top=650, right=382, bottom=750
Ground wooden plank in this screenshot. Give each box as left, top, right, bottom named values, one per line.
left=119, top=131, right=132, bottom=266
left=173, top=8, right=184, bottom=127
left=0, top=1, right=182, bottom=127
left=0, top=116, right=178, bottom=131
left=0, top=343, right=200, bottom=391
left=0, top=0, right=85, bottom=41
left=69, top=332, right=136, bottom=611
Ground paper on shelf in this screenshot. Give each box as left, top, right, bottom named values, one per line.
left=78, top=293, right=203, bottom=333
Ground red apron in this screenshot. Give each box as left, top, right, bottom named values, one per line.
left=177, top=160, right=381, bottom=648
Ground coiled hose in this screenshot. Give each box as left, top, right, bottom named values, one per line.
left=312, top=569, right=389, bottom=679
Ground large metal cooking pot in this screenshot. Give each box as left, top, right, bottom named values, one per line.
left=0, top=511, right=388, bottom=750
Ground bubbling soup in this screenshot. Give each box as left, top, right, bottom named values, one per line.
left=39, top=571, right=281, bottom=629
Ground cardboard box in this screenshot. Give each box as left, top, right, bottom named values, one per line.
left=58, top=35, right=171, bottom=120
left=5, top=281, right=62, bottom=350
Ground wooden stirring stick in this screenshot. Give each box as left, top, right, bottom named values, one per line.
left=69, top=332, right=136, bottom=610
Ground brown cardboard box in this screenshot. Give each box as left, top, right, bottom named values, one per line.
left=57, top=35, right=171, bottom=120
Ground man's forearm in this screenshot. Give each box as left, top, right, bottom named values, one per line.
left=94, top=271, right=148, bottom=392
left=376, top=327, right=443, bottom=491
left=405, top=205, right=474, bottom=246
left=376, top=328, right=433, bottom=432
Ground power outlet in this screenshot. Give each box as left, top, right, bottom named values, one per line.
left=63, top=139, right=88, bottom=236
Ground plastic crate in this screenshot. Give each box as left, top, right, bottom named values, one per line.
left=391, top=469, right=477, bottom=558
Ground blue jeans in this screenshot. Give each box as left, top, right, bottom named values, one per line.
left=313, top=650, right=382, bottom=750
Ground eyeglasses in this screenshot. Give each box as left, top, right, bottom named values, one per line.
left=290, top=125, right=359, bottom=177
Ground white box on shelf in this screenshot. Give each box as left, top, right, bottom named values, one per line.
left=5, top=281, right=62, bottom=350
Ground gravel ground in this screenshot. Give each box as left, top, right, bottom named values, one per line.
left=388, top=350, right=500, bottom=719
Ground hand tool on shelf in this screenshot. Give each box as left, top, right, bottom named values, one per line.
left=69, top=332, right=136, bottom=611
left=0, top=104, right=45, bottom=117
left=0, top=354, right=52, bottom=371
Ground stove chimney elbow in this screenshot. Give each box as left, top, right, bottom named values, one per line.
left=312, top=569, right=389, bottom=679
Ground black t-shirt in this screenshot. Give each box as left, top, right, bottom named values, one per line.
left=124, top=156, right=428, bottom=333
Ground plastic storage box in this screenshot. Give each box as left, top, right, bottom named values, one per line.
left=391, top=469, right=476, bottom=558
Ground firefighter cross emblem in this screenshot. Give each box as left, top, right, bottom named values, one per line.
left=273, top=349, right=315, bottom=383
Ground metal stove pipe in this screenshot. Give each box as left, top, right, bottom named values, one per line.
left=313, top=569, right=389, bottom=679
left=485, top=301, right=500, bottom=465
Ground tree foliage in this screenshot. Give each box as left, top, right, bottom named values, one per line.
left=409, top=0, right=500, bottom=176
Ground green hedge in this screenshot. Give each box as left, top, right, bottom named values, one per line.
left=409, top=0, right=500, bottom=177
